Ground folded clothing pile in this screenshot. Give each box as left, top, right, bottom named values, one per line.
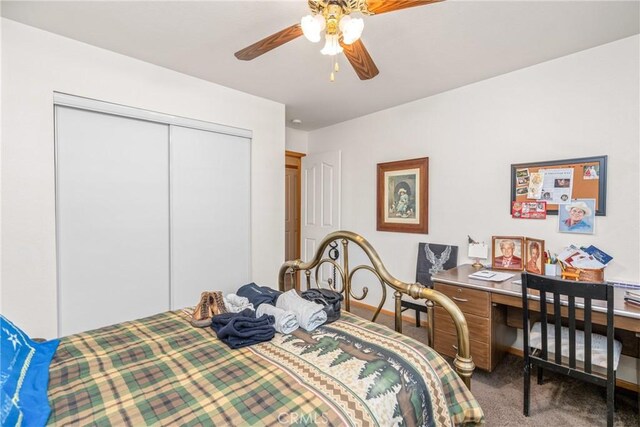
left=256, top=304, right=298, bottom=334
left=301, top=288, right=343, bottom=324
left=237, top=282, right=282, bottom=307
left=277, top=289, right=327, bottom=332
left=223, top=294, right=254, bottom=313
left=191, top=283, right=334, bottom=345
left=211, top=308, right=275, bottom=349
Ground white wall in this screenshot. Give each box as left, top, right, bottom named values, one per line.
left=1, top=19, right=285, bottom=338
left=285, top=127, right=308, bottom=153
left=308, top=36, right=639, bottom=309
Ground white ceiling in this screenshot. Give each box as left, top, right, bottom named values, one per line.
left=2, top=1, right=639, bottom=130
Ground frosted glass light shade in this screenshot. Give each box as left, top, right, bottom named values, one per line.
left=301, top=14, right=325, bottom=43
left=320, top=33, right=343, bottom=56
left=339, top=15, right=364, bottom=45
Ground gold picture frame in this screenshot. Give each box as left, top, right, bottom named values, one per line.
left=376, top=157, right=429, bottom=234
left=524, top=237, right=545, bottom=275
left=491, top=236, right=524, bottom=271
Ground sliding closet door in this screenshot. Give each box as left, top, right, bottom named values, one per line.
left=56, top=107, right=170, bottom=336
left=170, top=126, right=250, bottom=309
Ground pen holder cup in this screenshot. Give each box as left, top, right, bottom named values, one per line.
left=544, top=264, right=559, bottom=277
left=561, top=267, right=605, bottom=282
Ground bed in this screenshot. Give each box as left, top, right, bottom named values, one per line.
left=46, top=231, right=483, bottom=426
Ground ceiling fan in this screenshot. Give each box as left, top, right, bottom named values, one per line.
left=234, top=0, right=443, bottom=81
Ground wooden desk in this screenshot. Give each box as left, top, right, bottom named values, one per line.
left=432, top=265, right=640, bottom=386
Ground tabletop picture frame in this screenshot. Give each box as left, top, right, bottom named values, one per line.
left=491, top=236, right=524, bottom=271
left=377, top=157, right=429, bottom=234
left=524, top=237, right=545, bottom=275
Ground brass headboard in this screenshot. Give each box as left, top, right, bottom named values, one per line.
left=278, top=230, right=475, bottom=389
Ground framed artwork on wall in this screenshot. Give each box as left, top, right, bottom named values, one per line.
left=377, top=157, right=429, bottom=234
left=510, top=155, right=607, bottom=216
left=558, top=199, right=596, bottom=235
left=491, top=236, right=524, bottom=271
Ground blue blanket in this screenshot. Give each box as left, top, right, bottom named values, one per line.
left=210, top=309, right=275, bottom=349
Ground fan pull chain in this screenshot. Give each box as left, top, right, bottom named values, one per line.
left=330, top=56, right=340, bottom=82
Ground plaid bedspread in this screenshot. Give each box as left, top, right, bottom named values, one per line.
left=47, top=311, right=484, bottom=426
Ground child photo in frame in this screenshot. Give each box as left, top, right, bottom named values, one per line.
left=524, top=238, right=545, bottom=275
left=376, top=157, right=429, bottom=234
left=492, top=236, right=524, bottom=271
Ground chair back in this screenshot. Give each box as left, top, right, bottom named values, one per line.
left=521, top=272, right=615, bottom=379
left=415, top=243, right=458, bottom=287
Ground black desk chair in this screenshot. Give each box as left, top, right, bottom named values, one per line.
left=521, top=272, right=622, bottom=427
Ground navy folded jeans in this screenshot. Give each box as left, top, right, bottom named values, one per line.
left=211, top=308, right=275, bottom=349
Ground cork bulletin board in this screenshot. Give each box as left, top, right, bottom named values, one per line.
left=510, top=155, right=607, bottom=216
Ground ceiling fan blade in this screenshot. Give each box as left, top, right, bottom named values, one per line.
left=364, top=0, right=443, bottom=15
left=235, top=24, right=303, bottom=61
left=341, top=39, right=379, bottom=80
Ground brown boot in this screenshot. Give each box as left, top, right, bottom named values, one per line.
left=190, top=292, right=213, bottom=327
left=208, top=291, right=228, bottom=316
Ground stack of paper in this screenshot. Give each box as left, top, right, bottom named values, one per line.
left=557, top=244, right=610, bottom=269
left=468, top=270, right=514, bottom=282
left=624, top=291, right=640, bottom=307
left=608, top=280, right=640, bottom=289
left=582, top=245, right=613, bottom=265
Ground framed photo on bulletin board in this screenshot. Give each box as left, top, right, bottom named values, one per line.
left=510, top=155, right=607, bottom=216
left=377, top=157, right=429, bottom=234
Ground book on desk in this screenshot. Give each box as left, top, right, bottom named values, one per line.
left=624, top=290, right=640, bottom=306
left=468, top=270, right=514, bottom=282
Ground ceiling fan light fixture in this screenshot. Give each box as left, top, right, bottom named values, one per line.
left=339, top=16, right=364, bottom=45
left=301, top=14, right=325, bottom=43
left=320, top=33, right=343, bottom=56
left=236, top=0, right=440, bottom=80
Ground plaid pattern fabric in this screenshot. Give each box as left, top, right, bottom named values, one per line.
left=47, top=311, right=483, bottom=426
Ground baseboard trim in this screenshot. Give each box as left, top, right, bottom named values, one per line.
left=506, top=347, right=524, bottom=358
left=349, top=300, right=429, bottom=328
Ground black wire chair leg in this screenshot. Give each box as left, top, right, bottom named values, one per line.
left=606, top=378, right=615, bottom=427
left=537, top=366, right=543, bottom=385
left=524, top=363, right=531, bottom=417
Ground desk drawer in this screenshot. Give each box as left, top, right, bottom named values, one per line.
left=434, top=330, right=490, bottom=371
left=434, top=283, right=490, bottom=318
left=434, top=307, right=489, bottom=343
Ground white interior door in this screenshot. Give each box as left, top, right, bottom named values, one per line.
left=170, top=126, right=251, bottom=308
left=56, top=106, right=170, bottom=336
left=301, top=150, right=341, bottom=289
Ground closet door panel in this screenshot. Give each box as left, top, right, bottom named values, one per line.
left=171, top=126, right=250, bottom=309
left=56, top=107, right=170, bottom=336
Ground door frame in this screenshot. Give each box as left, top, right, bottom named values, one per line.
left=300, top=150, right=342, bottom=291
left=285, top=150, right=305, bottom=289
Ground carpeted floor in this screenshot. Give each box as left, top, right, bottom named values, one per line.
left=349, top=306, right=639, bottom=426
